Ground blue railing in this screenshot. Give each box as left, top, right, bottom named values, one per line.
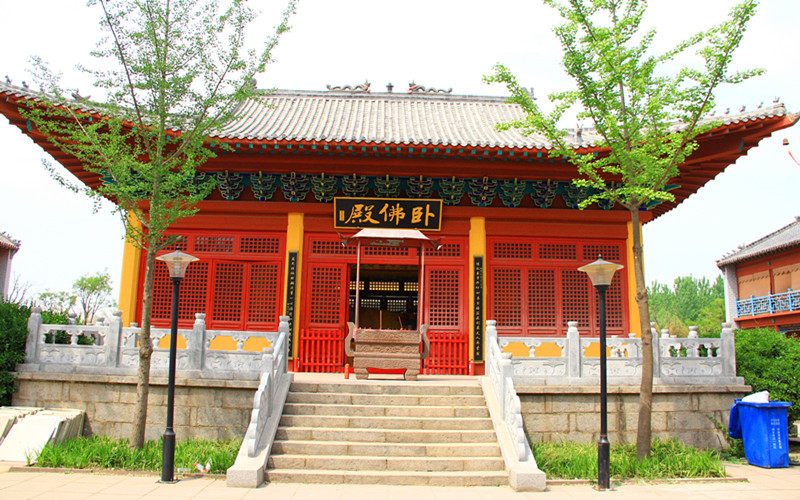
left=736, top=289, right=800, bottom=317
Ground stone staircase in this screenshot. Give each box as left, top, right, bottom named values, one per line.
left=265, top=378, right=507, bottom=486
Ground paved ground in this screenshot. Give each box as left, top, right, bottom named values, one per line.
left=1, top=461, right=799, bottom=499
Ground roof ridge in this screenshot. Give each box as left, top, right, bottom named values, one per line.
left=717, top=218, right=800, bottom=265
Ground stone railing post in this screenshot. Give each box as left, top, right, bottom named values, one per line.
left=720, top=322, right=736, bottom=377
left=651, top=323, right=661, bottom=379
left=688, top=326, right=699, bottom=338
left=191, top=313, right=206, bottom=370
left=25, top=307, right=43, bottom=364
left=278, top=315, right=290, bottom=360
left=566, top=321, right=580, bottom=378
left=106, top=310, right=123, bottom=367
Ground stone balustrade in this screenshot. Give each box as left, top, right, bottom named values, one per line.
left=23, top=308, right=282, bottom=380
left=495, top=321, right=742, bottom=386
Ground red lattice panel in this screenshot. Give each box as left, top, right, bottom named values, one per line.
left=426, top=243, right=463, bottom=258
left=308, top=265, right=345, bottom=325
left=299, top=328, right=344, bottom=373
left=427, top=269, right=461, bottom=327
left=528, top=269, right=556, bottom=328
left=248, top=263, right=280, bottom=323
left=492, top=242, right=533, bottom=260
left=195, top=236, right=234, bottom=253
left=364, top=246, right=410, bottom=257
left=310, top=239, right=356, bottom=256
left=539, top=243, right=577, bottom=260
left=212, top=263, right=244, bottom=323
left=423, top=329, right=468, bottom=375
left=151, top=261, right=210, bottom=322
left=583, top=244, right=621, bottom=262
left=561, top=269, right=591, bottom=329
left=596, top=272, right=624, bottom=330
left=241, top=237, right=280, bottom=255
left=491, top=269, right=522, bottom=329
left=156, top=234, right=187, bottom=251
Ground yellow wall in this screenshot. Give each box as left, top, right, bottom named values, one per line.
left=118, top=222, right=143, bottom=327
left=627, top=221, right=642, bottom=336
left=469, top=217, right=486, bottom=362
left=285, top=213, right=304, bottom=358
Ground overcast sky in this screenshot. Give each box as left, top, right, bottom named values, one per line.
left=1, top=0, right=799, bottom=302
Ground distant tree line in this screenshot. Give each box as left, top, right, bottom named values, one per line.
left=648, top=275, right=726, bottom=337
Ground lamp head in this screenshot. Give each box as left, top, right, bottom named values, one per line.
left=156, top=250, right=199, bottom=279
left=578, top=256, right=623, bottom=287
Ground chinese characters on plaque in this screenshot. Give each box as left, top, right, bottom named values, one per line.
left=334, top=198, right=442, bottom=230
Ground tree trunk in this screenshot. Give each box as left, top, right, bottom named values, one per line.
left=631, top=208, right=654, bottom=459
left=130, top=245, right=157, bottom=449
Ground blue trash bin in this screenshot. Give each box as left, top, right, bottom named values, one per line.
left=729, top=399, right=793, bottom=468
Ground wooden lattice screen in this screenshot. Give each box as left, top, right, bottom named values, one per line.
left=487, top=238, right=627, bottom=336
left=147, top=232, right=284, bottom=331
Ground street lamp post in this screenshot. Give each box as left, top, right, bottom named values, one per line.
left=578, top=256, right=623, bottom=491
left=156, top=249, right=198, bottom=483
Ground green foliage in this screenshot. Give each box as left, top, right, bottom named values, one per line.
left=0, top=302, right=67, bottom=405
left=36, top=436, right=239, bottom=474
left=648, top=275, right=725, bottom=337
left=36, top=290, right=77, bottom=318
left=485, top=0, right=761, bottom=212
left=532, top=439, right=726, bottom=480
left=73, top=270, right=114, bottom=324
left=735, top=328, right=800, bottom=423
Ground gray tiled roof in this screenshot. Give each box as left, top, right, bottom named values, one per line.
left=1, top=82, right=788, bottom=151
left=0, top=232, right=20, bottom=251
left=717, top=218, right=800, bottom=267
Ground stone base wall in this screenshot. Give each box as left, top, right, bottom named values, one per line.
left=518, top=384, right=749, bottom=450
left=13, top=372, right=259, bottom=441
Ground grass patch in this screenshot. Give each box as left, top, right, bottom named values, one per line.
left=36, top=436, right=239, bottom=474
left=532, top=439, right=727, bottom=480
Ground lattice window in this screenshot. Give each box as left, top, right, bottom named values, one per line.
left=561, top=270, right=590, bottom=328
left=427, top=269, right=461, bottom=327
left=360, top=298, right=381, bottom=309
left=152, top=261, right=210, bottom=321
left=213, top=263, right=244, bottom=322
left=309, top=266, right=344, bottom=325
left=156, top=234, right=187, bottom=251
left=597, top=273, right=624, bottom=329
left=387, top=299, right=407, bottom=312
left=528, top=269, right=556, bottom=328
left=248, top=263, right=280, bottom=323
left=427, top=243, right=462, bottom=258
left=310, top=239, right=356, bottom=256
left=349, top=281, right=365, bottom=291
left=369, top=281, right=399, bottom=291
left=493, top=242, right=533, bottom=260
left=364, top=246, right=410, bottom=257
left=540, top=243, right=576, bottom=260
left=404, top=282, right=419, bottom=292
left=583, top=244, right=621, bottom=262
left=241, top=237, right=280, bottom=254
left=195, top=236, right=234, bottom=253
left=492, top=269, right=522, bottom=328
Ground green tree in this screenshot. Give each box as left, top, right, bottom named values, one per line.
left=37, top=290, right=77, bottom=317
left=73, top=271, right=114, bottom=324
left=648, top=275, right=725, bottom=337
left=486, top=0, right=760, bottom=458
left=24, top=0, right=296, bottom=448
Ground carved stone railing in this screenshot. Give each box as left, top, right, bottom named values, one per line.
left=23, top=307, right=281, bottom=380
left=496, top=321, right=742, bottom=386
left=228, top=317, right=294, bottom=488
left=482, top=320, right=546, bottom=491
left=244, top=316, right=290, bottom=457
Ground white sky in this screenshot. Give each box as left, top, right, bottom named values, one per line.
left=1, top=0, right=799, bottom=301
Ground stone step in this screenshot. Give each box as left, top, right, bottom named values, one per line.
left=271, top=440, right=501, bottom=457
left=289, top=382, right=483, bottom=396
left=278, top=414, right=494, bottom=431
left=268, top=454, right=505, bottom=472
left=275, top=426, right=497, bottom=443
left=285, top=391, right=486, bottom=407
left=265, top=469, right=507, bottom=487
left=282, top=403, right=489, bottom=418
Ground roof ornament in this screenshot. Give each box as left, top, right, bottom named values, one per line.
left=407, top=82, right=452, bottom=94
left=774, top=96, right=780, bottom=103
left=4, top=75, right=10, bottom=84
left=22, top=81, right=29, bottom=89
left=326, top=81, right=371, bottom=93
left=526, top=87, right=536, bottom=101
left=740, top=105, right=746, bottom=112
left=71, top=91, right=90, bottom=103
left=576, top=123, right=583, bottom=139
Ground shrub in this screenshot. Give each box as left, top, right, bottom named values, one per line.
left=735, top=327, right=800, bottom=423
left=0, top=302, right=66, bottom=405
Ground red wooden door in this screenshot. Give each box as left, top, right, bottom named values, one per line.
left=299, top=262, right=348, bottom=372
left=423, top=264, right=468, bottom=374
